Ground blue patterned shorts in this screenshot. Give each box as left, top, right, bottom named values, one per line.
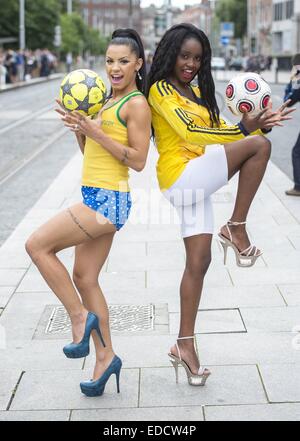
left=81, top=186, right=132, bottom=231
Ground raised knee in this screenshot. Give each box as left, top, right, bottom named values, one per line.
left=254, top=135, right=271, bottom=157
left=25, top=234, right=42, bottom=262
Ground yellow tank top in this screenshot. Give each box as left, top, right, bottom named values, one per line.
left=82, top=90, right=143, bottom=191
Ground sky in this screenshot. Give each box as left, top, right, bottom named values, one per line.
left=140, top=0, right=205, bottom=9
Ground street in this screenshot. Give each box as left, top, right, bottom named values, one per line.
left=0, top=75, right=299, bottom=247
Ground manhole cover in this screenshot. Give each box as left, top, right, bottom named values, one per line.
left=33, top=303, right=168, bottom=339
left=46, top=304, right=154, bottom=335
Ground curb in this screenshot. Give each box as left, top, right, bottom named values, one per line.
left=0, top=73, right=64, bottom=93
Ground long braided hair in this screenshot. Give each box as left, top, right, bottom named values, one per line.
left=109, top=28, right=147, bottom=94
left=147, top=23, right=220, bottom=126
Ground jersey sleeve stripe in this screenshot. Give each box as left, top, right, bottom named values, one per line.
left=161, top=80, right=171, bottom=95
left=156, top=81, right=164, bottom=97
left=174, top=107, right=242, bottom=134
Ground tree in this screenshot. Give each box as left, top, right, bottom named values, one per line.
left=215, top=0, right=247, bottom=39
left=0, top=0, right=60, bottom=49
left=25, top=0, right=60, bottom=49
left=60, top=13, right=107, bottom=57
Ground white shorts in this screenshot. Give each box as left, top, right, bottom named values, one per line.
left=163, top=145, right=228, bottom=238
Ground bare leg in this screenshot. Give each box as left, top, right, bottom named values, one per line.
left=25, top=202, right=116, bottom=343
left=221, top=135, right=271, bottom=252
left=170, top=234, right=212, bottom=374
left=73, top=233, right=116, bottom=381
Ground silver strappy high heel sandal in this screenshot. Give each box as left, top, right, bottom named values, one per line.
left=168, top=336, right=211, bottom=386
left=218, top=220, right=262, bottom=267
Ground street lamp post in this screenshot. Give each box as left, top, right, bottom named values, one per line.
left=67, top=0, right=73, bottom=15
left=128, top=0, right=133, bottom=28
left=19, top=0, right=25, bottom=50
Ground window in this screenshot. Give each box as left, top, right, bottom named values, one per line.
left=286, top=0, right=294, bottom=19
left=274, top=2, right=283, bottom=21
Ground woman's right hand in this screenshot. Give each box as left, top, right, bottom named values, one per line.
left=241, top=100, right=295, bottom=133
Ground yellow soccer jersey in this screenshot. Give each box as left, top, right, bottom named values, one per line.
left=148, top=79, right=256, bottom=190
left=82, top=90, right=143, bottom=191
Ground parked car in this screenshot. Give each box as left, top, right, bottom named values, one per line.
left=229, top=57, right=244, bottom=71
left=211, top=57, right=225, bottom=70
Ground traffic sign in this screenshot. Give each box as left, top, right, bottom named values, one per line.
left=220, top=36, right=230, bottom=45
left=220, top=22, right=234, bottom=38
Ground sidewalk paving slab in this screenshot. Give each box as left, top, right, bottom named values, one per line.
left=0, top=410, right=70, bottom=421
left=139, top=365, right=267, bottom=407
left=71, top=406, right=204, bottom=421
left=1, top=141, right=300, bottom=420
left=0, top=370, right=23, bottom=411
left=10, top=369, right=139, bottom=411
left=204, top=403, right=300, bottom=421
left=259, top=363, right=300, bottom=402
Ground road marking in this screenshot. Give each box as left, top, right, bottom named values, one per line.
left=0, top=103, right=55, bottom=135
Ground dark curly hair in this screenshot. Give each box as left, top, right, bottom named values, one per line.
left=108, top=28, right=146, bottom=94
left=147, top=23, right=220, bottom=126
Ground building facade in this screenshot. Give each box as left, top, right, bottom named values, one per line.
left=79, top=0, right=142, bottom=37
left=173, top=1, right=212, bottom=37
left=247, top=0, right=273, bottom=58
left=248, top=0, right=300, bottom=69
left=272, top=0, right=300, bottom=67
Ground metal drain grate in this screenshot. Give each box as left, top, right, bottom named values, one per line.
left=45, top=304, right=155, bottom=335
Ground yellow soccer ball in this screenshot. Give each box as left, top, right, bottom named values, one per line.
left=60, top=69, right=107, bottom=116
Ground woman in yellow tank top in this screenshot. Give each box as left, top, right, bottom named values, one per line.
left=25, top=29, right=151, bottom=397
left=147, top=24, right=294, bottom=387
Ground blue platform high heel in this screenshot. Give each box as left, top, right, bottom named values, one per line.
left=80, top=355, right=122, bottom=397
left=63, top=311, right=105, bottom=359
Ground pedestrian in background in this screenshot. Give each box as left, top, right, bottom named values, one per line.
left=285, top=53, right=300, bottom=197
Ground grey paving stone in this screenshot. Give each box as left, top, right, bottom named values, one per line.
left=259, top=363, right=300, bottom=402
left=287, top=234, right=300, bottom=250
left=84, top=334, right=175, bottom=370
left=109, top=241, right=146, bottom=259
left=140, top=365, right=267, bottom=407
left=0, top=410, right=70, bottom=421
left=0, top=340, right=83, bottom=370
left=204, top=403, right=300, bottom=421
left=240, top=306, right=300, bottom=332
left=101, top=271, right=146, bottom=291
left=277, top=284, right=300, bottom=306
left=229, top=268, right=300, bottom=286
left=71, top=406, right=204, bottom=421
left=0, top=311, right=42, bottom=341
left=0, top=370, right=22, bottom=410
left=194, top=333, right=300, bottom=366
left=147, top=268, right=232, bottom=290
left=11, top=369, right=139, bottom=410
left=200, top=285, right=285, bottom=309
left=16, top=261, right=74, bottom=293
left=262, top=250, right=300, bottom=268
left=0, top=287, right=15, bottom=308
left=170, top=309, right=245, bottom=334
left=105, top=287, right=180, bottom=314
left=0, top=249, right=31, bottom=269
left=0, top=269, right=27, bottom=287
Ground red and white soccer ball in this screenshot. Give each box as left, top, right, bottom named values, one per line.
left=225, top=73, right=271, bottom=116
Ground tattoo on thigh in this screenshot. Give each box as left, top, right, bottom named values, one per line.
left=67, top=208, right=94, bottom=240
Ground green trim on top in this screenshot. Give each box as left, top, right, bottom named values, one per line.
left=116, top=91, right=144, bottom=127
left=102, top=89, right=140, bottom=112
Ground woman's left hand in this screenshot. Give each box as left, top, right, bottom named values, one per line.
left=61, top=110, right=102, bottom=137
left=260, top=99, right=296, bottom=129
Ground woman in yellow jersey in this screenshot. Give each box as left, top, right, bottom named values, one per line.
left=25, top=29, right=151, bottom=397
left=147, top=24, right=294, bottom=387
